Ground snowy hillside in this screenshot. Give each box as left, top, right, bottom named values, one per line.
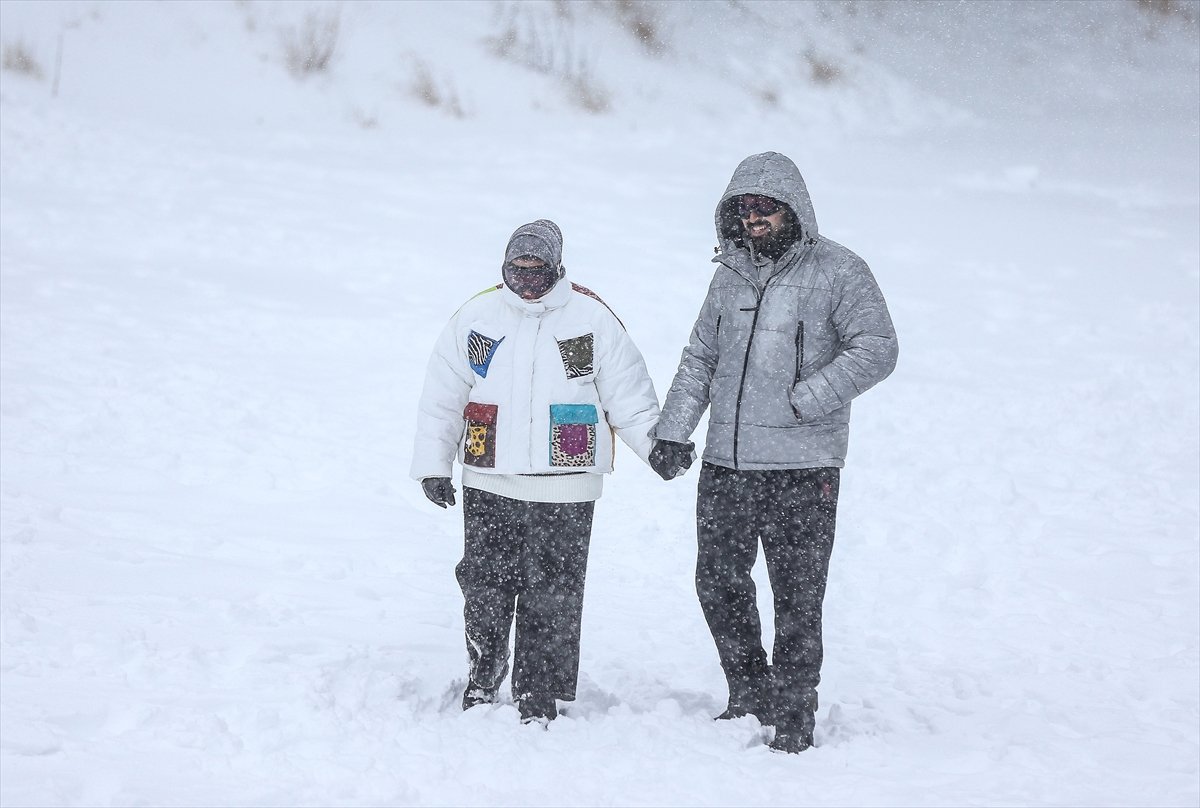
left=1, top=1, right=1198, bottom=806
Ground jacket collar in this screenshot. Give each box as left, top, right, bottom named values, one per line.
left=713, top=238, right=809, bottom=289
left=498, top=274, right=572, bottom=314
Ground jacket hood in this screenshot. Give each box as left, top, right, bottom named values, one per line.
left=503, top=219, right=564, bottom=269
left=715, top=152, right=818, bottom=250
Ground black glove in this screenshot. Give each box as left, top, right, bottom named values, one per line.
left=421, top=477, right=457, bottom=508
left=648, top=439, right=695, bottom=481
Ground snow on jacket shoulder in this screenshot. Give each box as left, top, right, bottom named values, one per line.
left=410, top=276, right=660, bottom=481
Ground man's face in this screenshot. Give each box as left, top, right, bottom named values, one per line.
left=504, top=255, right=558, bottom=301
left=738, top=194, right=787, bottom=243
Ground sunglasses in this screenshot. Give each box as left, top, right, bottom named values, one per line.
left=736, top=195, right=784, bottom=217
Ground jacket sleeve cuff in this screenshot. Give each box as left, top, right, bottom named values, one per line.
left=615, top=420, right=656, bottom=464
left=649, top=425, right=690, bottom=444
left=409, top=460, right=455, bottom=482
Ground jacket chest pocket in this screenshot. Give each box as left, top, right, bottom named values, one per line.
left=794, top=321, right=806, bottom=384
left=714, top=304, right=756, bottom=353
left=798, top=317, right=836, bottom=374
left=555, top=333, right=594, bottom=380
left=549, top=404, right=598, bottom=467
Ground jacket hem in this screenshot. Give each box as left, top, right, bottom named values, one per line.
left=462, top=467, right=603, bottom=503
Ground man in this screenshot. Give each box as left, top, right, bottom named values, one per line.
left=411, top=219, right=660, bottom=725
left=648, top=152, right=898, bottom=753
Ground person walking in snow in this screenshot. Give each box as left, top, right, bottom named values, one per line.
left=411, top=219, right=660, bottom=725
left=647, top=152, right=898, bottom=753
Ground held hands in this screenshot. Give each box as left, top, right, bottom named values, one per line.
left=648, top=439, right=695, bottom=481
left=421, top=477, right=457, bottom=508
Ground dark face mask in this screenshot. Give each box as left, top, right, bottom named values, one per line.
left=504, top=263, right=561, bottom=301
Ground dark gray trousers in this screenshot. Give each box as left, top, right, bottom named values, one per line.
left=696, top=462, right=839, bottom=715
left=457, top=487, right=594, bottom=701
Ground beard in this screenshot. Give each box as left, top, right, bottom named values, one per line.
left=747, top=219, right=798, bottom=260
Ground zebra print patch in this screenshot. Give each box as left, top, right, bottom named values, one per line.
left=467, top=331, right=504, bottom=378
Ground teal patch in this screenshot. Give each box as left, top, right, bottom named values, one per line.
left=549, top=404, right=598, bottom=425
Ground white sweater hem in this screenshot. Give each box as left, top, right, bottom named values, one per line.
left=461, top=467, right=603, bottom=503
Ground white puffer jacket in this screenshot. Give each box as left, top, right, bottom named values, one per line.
left=410, top=276, right=660, bottom=482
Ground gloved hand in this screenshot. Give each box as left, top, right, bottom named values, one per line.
left=648, top=439, right=695, bottom=481
left=421, top=477, right=457, bottom=508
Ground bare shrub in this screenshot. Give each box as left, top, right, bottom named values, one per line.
left=2, top=41, right=44, bottom=79
left=605, top=0, right=666, bottom=54
left=551, top=0, right=576, bottom=20
left=805, top=49, right=842, bottom=85
left=282, top=8, right=339, bottom=78
left=486, top=2, right=610, bottom=114
left=411, top=60, right=438, bottom=106
left=757, top=87, right=780, bottom=107
left=566, top=72, right=611, bottom=113
left=488, top=2, right=584, bottom=78
left=235, top=0, right=258, bottom=33
left=351, top=107, right=379, bottom=130
left=1136, top=0, right=1197, bottom=21
left=409, top=58, right=466, bottom=118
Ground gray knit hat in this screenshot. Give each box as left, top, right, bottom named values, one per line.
left=503, top=219, right=563, bottom=269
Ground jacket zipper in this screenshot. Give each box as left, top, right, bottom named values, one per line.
left=794, top=321, right=805, bottom=384
left=732, top=287, right=767, bottom=469
left=524, top=314, right=542, bottom=468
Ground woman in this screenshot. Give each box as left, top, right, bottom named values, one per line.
left=410, top=219, right=660, bottom=724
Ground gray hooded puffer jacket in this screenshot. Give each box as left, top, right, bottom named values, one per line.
left=652, top=152, right=898, bottom=470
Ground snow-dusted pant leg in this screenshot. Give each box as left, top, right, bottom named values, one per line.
left=459, top=488, right=594, bottom=701
left=458, top=489, right=525, bottom=691
left=696, top=464, right=839, bottom=713
left=511, top=499, right=594, bottom=702
left=696, top=463, right=772, bottom=699
left=759, top=467, right=839, bottom=710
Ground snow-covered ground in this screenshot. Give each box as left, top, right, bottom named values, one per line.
left=1, top=1, right=1197, bottom=805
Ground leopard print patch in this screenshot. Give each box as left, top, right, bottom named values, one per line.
left=550, top=423, right=596, bottom=467
left=463, top=402, right=498, bottom=468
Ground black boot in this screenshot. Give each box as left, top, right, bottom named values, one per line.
left=517, top=694, right=558, bottom=725
left=715, top=675, right=772, bottom=723
left=769, top=719, right=814, bottom=753
left=768, top=689, right=817, bottom=753
left=461, top=679, right=498, bottom=711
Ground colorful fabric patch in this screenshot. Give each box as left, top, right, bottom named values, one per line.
left=556, top=424, right=591, bottom=456
left=549, top=403, right=598, bottom=467
left=463, top=402, right=498, bottom=468
left=556, top=334, right=594, bottom=379
left=467, top=331, right=504, bottom=378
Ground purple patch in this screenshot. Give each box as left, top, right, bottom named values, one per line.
left=558, top=424, right=590, bottom=456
